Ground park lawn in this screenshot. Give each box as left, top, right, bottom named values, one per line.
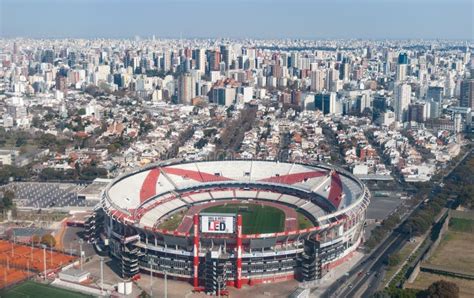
left=406, top=272, right=474, bottom=298
left=2, top=281, right=92, bottom=298
left=427, top=230, right=474, bottom=274
left=203, top=203, right=285, bottom=234
left=449, top=217, right=474, bottom=233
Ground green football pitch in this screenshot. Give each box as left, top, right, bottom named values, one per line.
left=202, top=203, right=285, bottom=234
left=2, top=281, right=92, bottom=298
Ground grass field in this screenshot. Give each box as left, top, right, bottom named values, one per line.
left=408, top=218, right=474, bottom=297
left=297, top=213, right=314, bottom=229
left=1, top=281, right=92, bottom=298
left=449, top=217, right=474, bottom=233
left=427, top=229, right=474, bottom=274
left=202, top=203, right=285, bottom=234
left=406, top=272, right=474, bottom=298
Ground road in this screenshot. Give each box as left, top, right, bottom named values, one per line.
left=321, top=146, right=473, bottom=298
left=321, top=231, right=406, bottom=298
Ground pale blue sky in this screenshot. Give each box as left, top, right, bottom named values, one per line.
left=0, top=0, right=473, bottom=39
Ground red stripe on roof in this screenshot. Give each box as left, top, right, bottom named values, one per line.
left=328, top=171, right=343, bottom=208
left=140, top=168, right=160, bottom=203
left=259, top=171, right=327, bottom=184
left=163, top=167, right=233, bottom=182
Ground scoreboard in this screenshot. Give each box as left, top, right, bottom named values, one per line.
left=200, top=213, right=235, bottom=234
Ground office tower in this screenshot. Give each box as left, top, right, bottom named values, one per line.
left=396, top=53, right=408, bottom=82
left=220, top=45, right=230, bottom=70
left=194, top=48, right=206, bottom=73
left=291, top=90, right=302, bottom=106
left=162, top=50, right=172, bottom=72
left=55, top=72, right=68, bottom=95
left=209, top=50, right=221, bottom=72
left=394, top=83, right=411, bottom=122
left=247, top=48, right=256, bottom=69
left=42, top=49, right=54, bottom=64
left=178, top=73, right=195, bottom=105
left=315, top=92, right=337, bottom=115
left=356, top=94, right=372, bottom=114
left=212, top=86, right=236, bottom=106
left=12, top=42, right=19, bottom=63
left=427, top=98, right=440, bottom=119
left=398, top=53, right=408, bottom=64
left=272, top=63, right=283, bottom=79
left=408, top=102, right=428, bottom=123
left=290, top=52, right=300, bottom=69
left=426, top=86, right=444, bottom=102
left=460, top=77, right=474, bottom=109
left=310, top=70, right=325, bottom=92
left=326, top=68, right=339, bottom=91
left=339, top=58, right=350, bottom=81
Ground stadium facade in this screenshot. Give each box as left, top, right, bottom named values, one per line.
left=87, top=160, right=370, bottom=293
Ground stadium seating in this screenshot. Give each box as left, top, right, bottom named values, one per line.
left=1, top=182, right=91, bottom=208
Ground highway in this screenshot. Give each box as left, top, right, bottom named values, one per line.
left=321, top=231, right=407, bottom=298
left=320, top=146, right=473, bottom=298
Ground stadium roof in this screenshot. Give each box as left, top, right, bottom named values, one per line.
left=107, top=160, right=365, bottom=217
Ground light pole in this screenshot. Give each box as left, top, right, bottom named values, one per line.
left=149, top=260, right=153, bottom=297
left=164, top=270, right=168, bottom=298
left=217, top=275, right=222, bottom=297
left=100, top=256, right=104, bottom=293
left=79, top=239, right=84, bottom=270
left=42, top=245, right=47, bottom=280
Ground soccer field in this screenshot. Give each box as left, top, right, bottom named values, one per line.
left=2, top=281, right=92, bottom=298
left=202, top=203, right=285, bottom=234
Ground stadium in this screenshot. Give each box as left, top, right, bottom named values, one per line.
left=89, top=160, right=370, bottom=294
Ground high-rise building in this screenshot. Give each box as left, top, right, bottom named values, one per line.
left=339, top=59, right=350, bottom=81
left=326, top=68, right=339, bottom=91
left=398, top=53, right=408, bottom=64
left=460, top=78, right=474, bottom=109
left=315, top=92, right=338, bottom=115
left=194, top=49, right=206, bottom=73
left=55, top=72, right=68, bottom=95
left=177, top=73, right=195, bottom=105
left=162, top=50, right=172, bottom=72
left=394, top=83, right=411, bottom=122
left=408, top=102, right=428, bottom=123
left=310, top=70, right=325, bottom=92
left=396, top=53, right=408, bottom=82
left=428, top=98, right=440, bottom=119
left=209, top=50, right=221, bottom=72
left=212, top=86, right=236, bottom=106
left=220, top=45, right=231, bottom=70
left=426, top=86, right=444, bottom=102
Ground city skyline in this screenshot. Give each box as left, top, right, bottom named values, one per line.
left=1, top=0, right=473, bottom=40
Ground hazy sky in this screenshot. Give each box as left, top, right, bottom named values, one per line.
left=1, top=0, right=473, bottom=39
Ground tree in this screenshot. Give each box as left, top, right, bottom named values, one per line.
left=424, top=280, right=459, bottom=298
left=41, top=234, right=56, bottom=248
left=2, top=190, right=15, bottom=209
left=32, top=234, right=41, bottom=245
left=15, top=136, right=27, bottom=147
left=387, top=252, right=402, bottom=267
